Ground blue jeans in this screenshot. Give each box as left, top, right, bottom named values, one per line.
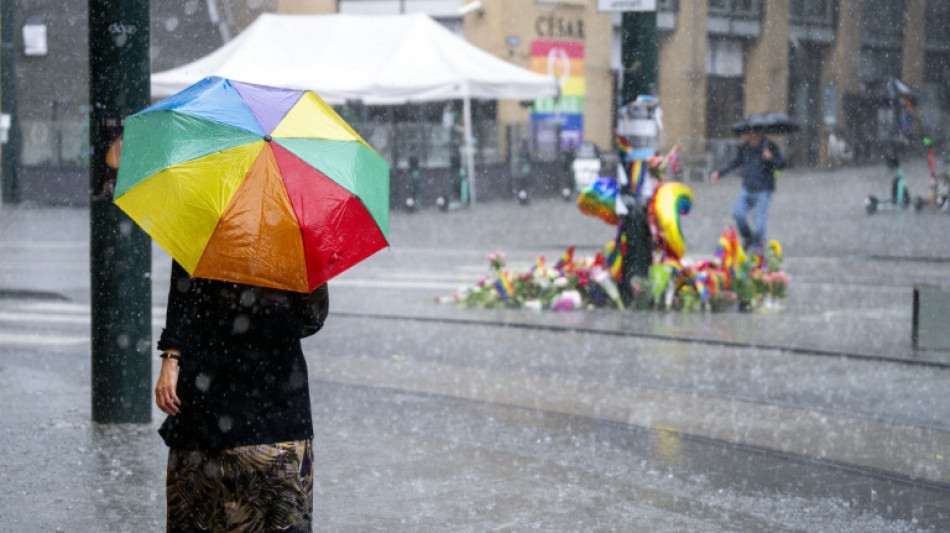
left=733, top=188, right=772, bottom=251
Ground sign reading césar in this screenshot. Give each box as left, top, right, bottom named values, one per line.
left=535, top=15, right=585, bottom=39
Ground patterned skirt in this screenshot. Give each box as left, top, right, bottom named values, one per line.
left=166, top=440, right=313, bottom=533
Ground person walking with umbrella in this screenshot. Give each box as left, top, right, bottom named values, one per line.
left=710, top=120, right=787, bottom=253
left=114, top=77, right=391, bottom=532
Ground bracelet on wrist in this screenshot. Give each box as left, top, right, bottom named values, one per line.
left=160, top=352, right=182, bottom=361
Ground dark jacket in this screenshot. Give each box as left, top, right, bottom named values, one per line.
left=157, top=261, right=329, bottom=451
left=717, top=138, right=785, bottom=192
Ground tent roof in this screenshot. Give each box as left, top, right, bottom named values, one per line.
left=151, top=13, right=558, bottom=104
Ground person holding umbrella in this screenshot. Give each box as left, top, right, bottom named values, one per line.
left=710, top=118, right=788, bottom=253
left=114, top=77, right=391, bottom=532
left=155, top=265, right=329, bottom=532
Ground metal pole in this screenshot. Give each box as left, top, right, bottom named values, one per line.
left=88, top=0, right=152, bottom=423
left=619, top=10, right=658, bottom=286
left=621, top=11, right=658, bottom=103
left=1, top=0, right=19, bottom=204
left=462, top=86, right=476, bottom=203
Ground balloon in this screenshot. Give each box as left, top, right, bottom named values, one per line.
left=576, top=177, right=619, bottom=225
left=650, top=182, right=693, bottom=259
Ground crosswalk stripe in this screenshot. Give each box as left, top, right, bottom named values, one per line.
left=330, top=279, right=462, bottom=290
left=0, top=332, right=89, bottom=346
left=0, top=311, right=165, bottom=327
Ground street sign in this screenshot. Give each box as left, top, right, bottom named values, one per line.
left=597, top=0, right=657, bottom=12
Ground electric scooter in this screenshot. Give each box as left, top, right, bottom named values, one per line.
left=864, top=154, right=910, bottom=215
left=913, top=142, right=950, bottom=213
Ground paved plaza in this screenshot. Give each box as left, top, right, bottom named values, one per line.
left=1, top=158, right=949, bottom=531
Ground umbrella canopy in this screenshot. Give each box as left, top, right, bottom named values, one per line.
left=114, top=76, right=389, bottom=293
left=731, top=112, right=800, bottom=135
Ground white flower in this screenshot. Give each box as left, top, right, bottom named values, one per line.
left=523, top=299, right=543, bottom=312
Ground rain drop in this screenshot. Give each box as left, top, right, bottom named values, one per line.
left=233, top=315, right=250, bottom=334
left=118, top=219, right=133, bottom=237
left=116, top=334, right=129, bottom=349
left=184, top=0, right=200, bottom=16
left=195, top=373, right=211, bottom=392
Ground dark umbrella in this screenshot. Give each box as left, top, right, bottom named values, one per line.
left=731, top=112, right=801, bottom=135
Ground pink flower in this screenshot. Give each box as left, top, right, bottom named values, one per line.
left=552, top=290, right=583, bottom=311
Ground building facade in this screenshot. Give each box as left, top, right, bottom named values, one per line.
left=1, top=0, right=945, bottom=205
left=277, top=0, right=948, bottom=172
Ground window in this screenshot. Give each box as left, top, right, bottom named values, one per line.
left=790, top=0, right=835, bottom=27
left=926, top=0, right=950, bottom=50
left=861, top=0, right=904, bottom=48
left=708, top=0, right=761, bottom=18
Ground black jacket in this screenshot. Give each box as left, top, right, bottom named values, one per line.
left=717, top=138, right=785, bottom=192
left=157, top=261, right=329, bottom=451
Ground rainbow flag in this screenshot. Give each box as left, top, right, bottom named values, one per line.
left=494, top=271, right=515, bottom=302
left=630, top=159, right=648, bottom=200
left=554, top=246, right=575, bottom=272
left=694, top=272, right=709, bottom=303
left=531, top=255, right=546, bottom=274
left=616, top=134, right=633, bottom=159
left=604, top=231, right=625, bottom=281
left=530, top=40, right=585, bottom=148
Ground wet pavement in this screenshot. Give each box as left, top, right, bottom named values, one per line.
left=1, top=158, right=950, bottom=531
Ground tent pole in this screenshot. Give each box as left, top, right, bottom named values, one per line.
left=463, top=88, right=476, bottom=204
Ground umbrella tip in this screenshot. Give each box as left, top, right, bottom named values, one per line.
left=264, top=135, right=273, bottom=142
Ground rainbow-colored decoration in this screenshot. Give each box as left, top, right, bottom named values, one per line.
left=715, top=226, right=747, bottom=286
left=113, top=76, right=389, bottom=293
left=604, top=231, right=625, bottom=281
left=554, top=245, right=576, bottom=272
left=629, top=159, right=649, bottom=200
left=616, top=134, right=633, bottom=159
left=494, top=271, right=515, bottom=301
left=530, top=40, right=585, bottom=148
left=649, top=182, right=693, bottom=259
left=576, top=177, right=618, bottom=225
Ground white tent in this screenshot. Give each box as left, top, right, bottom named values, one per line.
left=151, top=13, right=559, bottom=201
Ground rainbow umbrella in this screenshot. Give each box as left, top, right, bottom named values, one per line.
left=114, top=76, right=389, bottom=292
